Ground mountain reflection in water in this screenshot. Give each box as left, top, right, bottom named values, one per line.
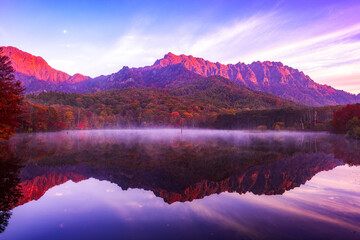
left=0, top=129, right=360, bottom=239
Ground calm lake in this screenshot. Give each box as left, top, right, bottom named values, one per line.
left=0, top=129, right=360, bottom=240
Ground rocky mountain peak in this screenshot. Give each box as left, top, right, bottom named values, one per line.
left=151, top=52, right=360, bottom=106
left=0, top=46, right=89, bottom=84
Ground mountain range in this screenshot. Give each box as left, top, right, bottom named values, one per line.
left=1, top=46, right=359, bottom=106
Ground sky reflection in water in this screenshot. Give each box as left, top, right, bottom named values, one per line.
left=0, top=129, right=360, bottom=239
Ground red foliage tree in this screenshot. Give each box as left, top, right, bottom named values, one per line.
left=78, top=121, right=85, bottom=130
left=0, top=48, right=25, bottom=140
left=332, top=104, right=360, bottom=134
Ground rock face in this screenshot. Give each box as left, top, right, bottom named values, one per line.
left=153, top=53, right=359, bottom=106
left=0, top=46, right=89, bottom=91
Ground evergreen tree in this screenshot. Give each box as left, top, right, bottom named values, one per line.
left=0, top=48, right=24, bottom=140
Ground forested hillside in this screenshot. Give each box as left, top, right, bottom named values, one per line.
left=20, top=89, right=340, bottom=133
left=23, top=89, right=222, bottom=131
left=170, top=76, right=303, bottom=109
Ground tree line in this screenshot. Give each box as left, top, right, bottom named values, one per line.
left=20, top=90, right=352, bottom=133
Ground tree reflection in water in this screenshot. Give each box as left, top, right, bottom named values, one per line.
left=0, top=144, right=23, bottom=233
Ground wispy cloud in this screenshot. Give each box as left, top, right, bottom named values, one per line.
left=75, top=12, right=281, bottom=76
left=188, top=12, right=280, bottom=57
left=39, top=3, right=360, bottom=94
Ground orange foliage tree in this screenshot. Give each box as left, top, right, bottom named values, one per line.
left=0, top=49, right=24, bottom=140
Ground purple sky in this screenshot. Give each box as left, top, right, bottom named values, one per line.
left=1, top=0, right=360, bottom=93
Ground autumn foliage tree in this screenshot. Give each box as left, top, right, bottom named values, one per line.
left=333, top=104, right=360, bottom=138
left=0, top=48, right=24, bottom=140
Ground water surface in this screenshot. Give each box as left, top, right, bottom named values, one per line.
left=0, top=129, right=360, bottom=239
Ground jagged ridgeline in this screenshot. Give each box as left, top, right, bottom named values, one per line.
left=2, top=46, right=359, bottom=106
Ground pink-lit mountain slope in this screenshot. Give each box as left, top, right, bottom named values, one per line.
left=0, top=46, right=89, bottom=92
left=152, top=53, right=359, bottom=106
left=1, top=46, right=359, bottom=106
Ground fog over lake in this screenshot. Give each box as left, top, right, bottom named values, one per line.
left=1, top=129, right=360, bottom=239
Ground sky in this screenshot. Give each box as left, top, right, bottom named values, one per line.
left=1, top=0, right=360, bottom=94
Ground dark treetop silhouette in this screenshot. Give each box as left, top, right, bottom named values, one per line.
left=0, top=49, right=24, bottom=140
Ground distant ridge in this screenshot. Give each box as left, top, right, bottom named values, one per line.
left=1, top=46, right=359, bottom=106
left=152, top=52, right=360, bottom=106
